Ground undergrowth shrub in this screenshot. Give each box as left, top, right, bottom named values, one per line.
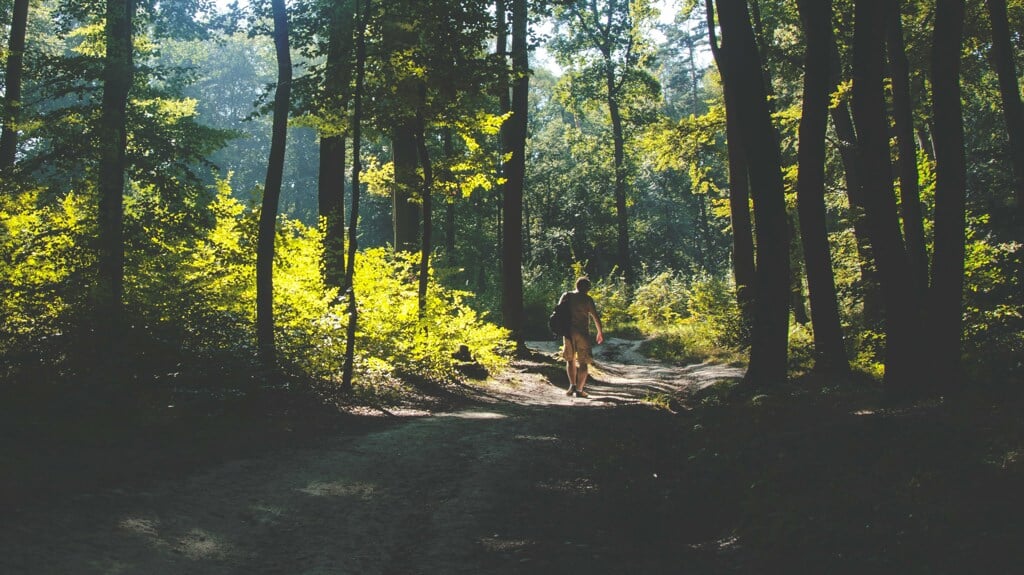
left=962, top=237, right=1023, bottom=382
left=1, top=180, right=511, bottom=394
left=351, top=248, right=512, bottom=381
left=633, top=273, right=748, bottom=365
left=0, top=190, right=94, bottom=370
left=590, top=271, right=633, bottom=335
left=628, top=271, right=687, bottom=331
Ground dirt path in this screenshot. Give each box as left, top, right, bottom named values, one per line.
left=1, top=339, right=742, bottom=574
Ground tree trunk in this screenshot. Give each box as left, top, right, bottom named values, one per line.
left=319, top=134, right=346, bottom=287
left=256, top=0, right=292, bottom=370
left=929, top=0, right=967, bottom=385
left=443, top=129, right=456, bottom=254
left=501, top=0, right=527, bottom=351
left=852, top=0, right=921, bottom=389
left=986, top=0, right=1024, bottom=215
left=796, top=0, right=848, bottom=373
left=789, top=226, right=811, bottom=326
left=830, top=103, right=883, bottom=328
left=496, top=0, right=509, bottom=295
left=96, top=0, right=134, bottom=350
left=414, top=86, right=434, bottom=315
left=342, top=0, right=370, bottom=392
left=916, top=126, right=936, bottom=162
left=716, top=0, right=791, bottom=386
left=318, top=0, right=355, bottom=288
left=886, top=1, right=929, bottom=296
left=607, top=70, right=634, bottom=286
left=392, top=121, right=420, bottom=252
left=0, top=0, right=29, bottom=168
left=706, top=0, right=756, bottom=325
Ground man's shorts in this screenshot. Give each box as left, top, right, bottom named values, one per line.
left=562, top=331, right=593, bottom=366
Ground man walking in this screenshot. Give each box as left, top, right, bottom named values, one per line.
left=560, top=277, right=604, bottom=398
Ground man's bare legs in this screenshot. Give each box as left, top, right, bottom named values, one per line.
left=575, top=363, right=590, bottom=397
left=566, top=358, right=590, bottom=398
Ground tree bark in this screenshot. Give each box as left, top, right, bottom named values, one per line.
left=886, top=1, right=929, bottom=296
left=256, top=0, right=292, bottom=370
left=706, top=0, right=756, bottom=325
left=96, top=0, right=134, bottom=350
left=318, top=0, right=355, bottom=288
left=496, top=0, right=508, bottom=291
left=608, top=72, right=633, bottom=286
left=443, top=129, right=456, bottom=254
left=501, top=0, right=527, bottom=351
left=796, top=0, right=849, bottom=373
left=789, top=224, right=811, bottom=326
left=342, top=0, right=371, bottom=392
left=716, top=0, right=791, bottom=386
left=0, top=0, right=30, bottom=168
left=986, top=0, right=1024, bottom=215
left=929, top=0, right=968, bottom=384
left=392, top=121, right=421, bottom=252
left=414, top=86, right=434, bottom=315
left=852, top=0, right=921, bottom=389
left=829, top=97, right=882, bottom=329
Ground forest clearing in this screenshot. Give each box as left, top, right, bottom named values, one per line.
left=4, top=341, right=1021, bottom=574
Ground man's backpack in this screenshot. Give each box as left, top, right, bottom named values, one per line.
left=548, top=292, right=572, bottom=337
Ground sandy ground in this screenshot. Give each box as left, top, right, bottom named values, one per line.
left=1, top=339, right=742, bottom=574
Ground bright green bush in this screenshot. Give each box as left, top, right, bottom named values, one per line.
left=627, top=271, right=687, bottom=331
left=2, top=179, right=511, bottom=390
left=684, top=273, right=747, bottom=348
left=962, top=236, right=1023, bottom=381
left=590, top=270, right=634, bottom=335
left=0, top=190, right=94, bottom=364
left=350, top=248, right=512, bottom=381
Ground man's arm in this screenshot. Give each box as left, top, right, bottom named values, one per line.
left=589, top=300, right=604, bottom=344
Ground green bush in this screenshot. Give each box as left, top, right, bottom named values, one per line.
left=591, top=271, right=633, bottom=335
left=1, top=179, right=512, bottom=391
left=0, top=189, right=94, bottom=368
left=627, top=271, right=687, bottom=331
left=684, top=273, right=748, bottom=348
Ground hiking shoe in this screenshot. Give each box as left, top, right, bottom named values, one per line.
left=576, top=390, right=589, bottom=398
left=566, top=387, right=575, bottom=397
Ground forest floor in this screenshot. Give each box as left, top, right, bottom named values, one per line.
left=2, top=338, right=1023, bottom=574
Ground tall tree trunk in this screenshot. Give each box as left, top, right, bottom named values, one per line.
left=852, top=0, right=921, bottom=389
left=443, top=129, right=456, bottom=254
left=96, top=0, right=134, bottom=350
left=796, top=0, right=849, bottom=373
left=697, top=192, right=714, bottom=272
left=986, top=0, right=1024, bottom=215
left=706, top=0, right=756, bottom=325
left=342, top=0, right=370, bottom=392
left=607, top=74, right=633, bottom=286
left=929, top=0, right=968, bottom=384
left=495, top=0, right=508, bottom=300
left=318, top=0, right=354, bottom=288
left=789, top=224, right=811, bottom=326
left=414, top=86, right=434, bottom=315
left=0, top=0, right=29, bottom=168
left=916, top=125, right=936, bottom=162
left=830, top=104, right=882, bottom=328
left=392, top=121, right=420, bottom=252
left=886, top=1, right=928, bottom=296
left=256, top=0, right=292, bottom=370
left=501, top=0, right=527, bottom=351
left=716, top=0, right=791, bottom=386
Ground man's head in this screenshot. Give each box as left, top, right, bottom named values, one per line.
left=575, top=277, right=591, bottom=294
